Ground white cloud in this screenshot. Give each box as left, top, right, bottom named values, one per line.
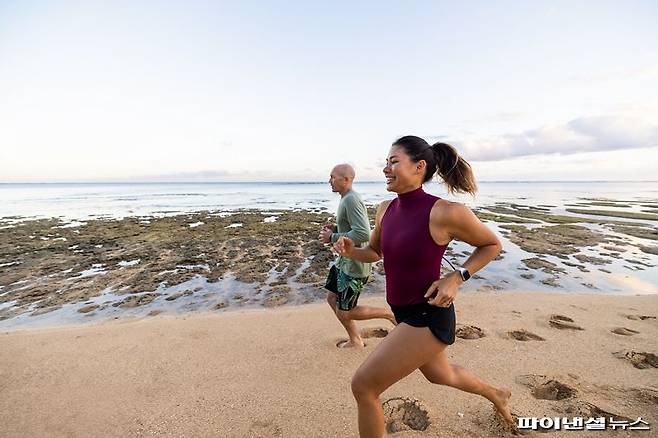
left=455, top=115, right=658, bottom=161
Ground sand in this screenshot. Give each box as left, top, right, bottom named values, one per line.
left=1, top=293, right=657, bottom=437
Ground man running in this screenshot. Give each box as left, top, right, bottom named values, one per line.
left=319, top=163, right=395, bottom=348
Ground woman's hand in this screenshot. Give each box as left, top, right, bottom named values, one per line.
left=424, top=272, right=462, bottom=307
left=333, top=236, right=355, bottom=258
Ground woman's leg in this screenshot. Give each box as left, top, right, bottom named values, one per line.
left=418, top=351, right=514, bottom=424
left=351, top=323, right=447, bottom=438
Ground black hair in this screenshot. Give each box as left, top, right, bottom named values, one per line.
left=392, top=135, right=477, bottom=194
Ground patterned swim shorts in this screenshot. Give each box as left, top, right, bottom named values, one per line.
left=324, top=265, right=368, bottom=311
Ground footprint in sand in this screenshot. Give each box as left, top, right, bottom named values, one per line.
left=456, top=325, right=486, bottom=339
left=382, top=397, right=430, bottom=433
left=508, top=329, right=545, bottom=341
left=549, top=314, right=584, bottom=331
left=611, top=327, right=640, bottom=336
left=561, top=400, right=632, bottom=423
left=625, top=314, right=656, bottom=321
left=361, top=327, right=390, bottom=339
left=569, top=304, right=588, bottom=311
left=515, top=375, right=576, bottom=401
left=519, top=375, right=649, bottom=428
left=490, top=409, right=525, bottom=437
left=335, top=340, right=355, bottom=348
left=249, top=420, right=282, bottom=437
left=629, top=387, right=658, bottom=406
left=335, top=327, right=390, bottom=348
left=612, top=350, right=658, bottom=369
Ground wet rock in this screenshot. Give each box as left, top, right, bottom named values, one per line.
left=566, top=208, right=658, bottom=221
left=165, top=290, right=194, bottom=301
left=541, top=277, right=561, bottom=288
left=522, top=257, right=565, bottom=274
left=611, top=225, right=658, bottom=241
left=78, top=304, right=99, bottom=313
left=573, top=254, right=611, bottom=266
left=30, top=306, right=62, bottom=317
left=112, top=293, right=160, bottom=308
left=503, top=224, right=609, bottom=258
left=639, top=245, right=658, bottom=255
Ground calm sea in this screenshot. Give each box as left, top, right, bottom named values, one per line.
left=1, top=181, right=657, bottom=220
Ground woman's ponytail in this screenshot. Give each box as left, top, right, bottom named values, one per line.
left=430, top=142, right=477, bottom=195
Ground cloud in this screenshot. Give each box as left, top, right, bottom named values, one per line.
left=454, top=115, right=658, bottom=161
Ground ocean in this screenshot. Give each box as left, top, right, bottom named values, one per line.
left=1, top=181, right=657, bottom=221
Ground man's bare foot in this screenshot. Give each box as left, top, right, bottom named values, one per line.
left=491, top=388, right=514, bottom=426
left=337, top=339, right=365, bottom=348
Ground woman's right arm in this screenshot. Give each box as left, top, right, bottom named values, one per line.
left=333, top=200, right=391, bottom=263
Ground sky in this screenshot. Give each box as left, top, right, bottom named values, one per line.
left=1, top=0, right=657, bottom=182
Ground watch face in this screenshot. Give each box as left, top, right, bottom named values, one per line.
left=460, top=268, right=471, bottom=281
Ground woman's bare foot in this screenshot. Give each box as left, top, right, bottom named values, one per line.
left=386, top=312, right=398, bottom=326
left=337, top=338, right=365, bottom=348
left=491, top=387, right=514, bottom=426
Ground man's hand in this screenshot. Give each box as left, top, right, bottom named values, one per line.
left=319, top=225, right=333, bottom=244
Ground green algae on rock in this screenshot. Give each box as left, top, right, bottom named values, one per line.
left=566, top=209, right=658, bottom=221
left=0, top=209, right=335, bottom=317
left=500, top=224, right=610, bottom=257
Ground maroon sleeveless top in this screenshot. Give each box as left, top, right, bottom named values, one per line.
left=380, top=187, right=448, bottom=306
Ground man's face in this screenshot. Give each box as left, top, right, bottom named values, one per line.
left=329, top=169, right=347, bottom=193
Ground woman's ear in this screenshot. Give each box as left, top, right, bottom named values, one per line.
left=416, top=159, right=427, bottom=174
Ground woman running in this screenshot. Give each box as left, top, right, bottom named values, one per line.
left=334, top=135, right=514, bottom=437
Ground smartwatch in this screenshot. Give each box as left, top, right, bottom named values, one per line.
left=457, top=267, right=471, bottom=282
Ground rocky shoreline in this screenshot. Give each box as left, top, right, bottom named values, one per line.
left=1, top=198, right=657, bottom=328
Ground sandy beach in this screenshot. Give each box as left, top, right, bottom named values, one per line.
left=2, top=293, right=657, bottom=437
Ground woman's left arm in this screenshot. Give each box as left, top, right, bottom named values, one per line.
left=425, top=201, right=502, bottom=307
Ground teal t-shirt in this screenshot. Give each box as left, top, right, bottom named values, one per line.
left=330, top=190, right=372, bottom=278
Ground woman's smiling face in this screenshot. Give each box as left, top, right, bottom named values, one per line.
left=382, top=145, right=426, bottom=193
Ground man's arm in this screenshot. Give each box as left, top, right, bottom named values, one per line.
left=333, top=200, right=390, bottom=262
left=330, top=197, right=370, bottom=245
